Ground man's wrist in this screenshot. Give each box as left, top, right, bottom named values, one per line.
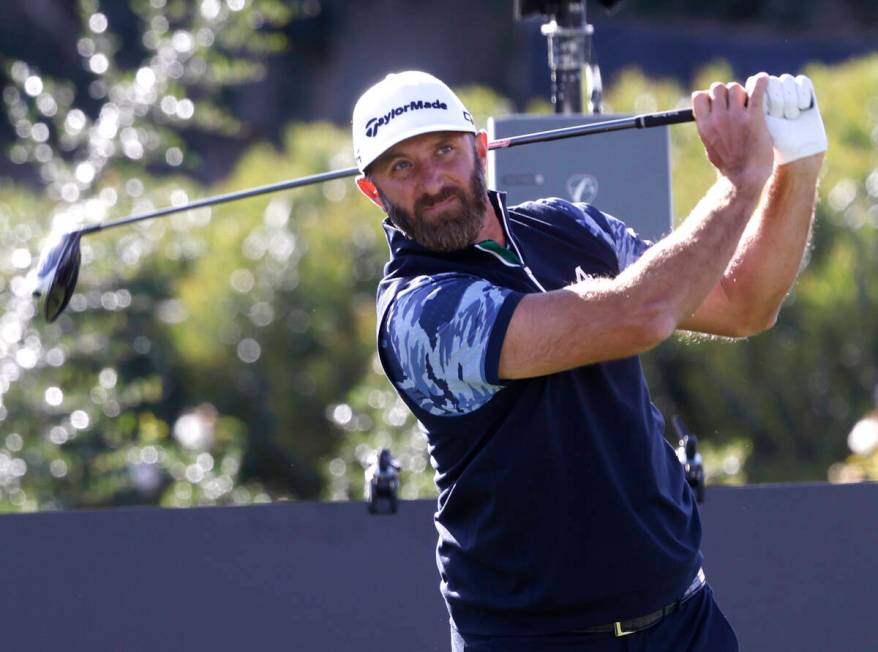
left=722, top=170, right=769, bottom=203
left=774, top=152, right=824, bottom=179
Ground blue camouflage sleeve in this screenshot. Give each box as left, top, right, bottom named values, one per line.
left=381, top=273, right=524, bottom=417
left=570, top=202, right=653, bottom=270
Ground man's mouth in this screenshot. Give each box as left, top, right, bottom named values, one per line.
left=426, top=195, right=455, bottom=211
left=420, top=193, right=460, bottom=217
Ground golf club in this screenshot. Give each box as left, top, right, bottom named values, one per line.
left=32, top=107, right=694, bottom=322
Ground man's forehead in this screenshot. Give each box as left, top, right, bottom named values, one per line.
left=380, top=130, right=471, bottom=160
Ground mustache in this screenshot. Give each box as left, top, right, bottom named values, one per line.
left=415, top=186, right=463, bottom=213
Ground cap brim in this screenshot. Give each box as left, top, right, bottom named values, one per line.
left=358, top=123, right=478, bottom=172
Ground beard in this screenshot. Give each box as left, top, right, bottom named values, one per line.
left=376, top=163, right=488, bottom=253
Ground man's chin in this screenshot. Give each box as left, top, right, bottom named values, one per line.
left=419, top=241, right=470, bottom=254
left=413, top=224, right=481, bottom=253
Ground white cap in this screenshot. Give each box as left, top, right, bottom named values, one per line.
left=352, top=71, right=477, bottom=173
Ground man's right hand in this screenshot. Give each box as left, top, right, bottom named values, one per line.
left=691, top=74, right=774, bottom=194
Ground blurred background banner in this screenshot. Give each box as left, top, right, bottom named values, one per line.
left=0, top=0, right=877, bottom=513
left=0, top=483, right=875, bottom=651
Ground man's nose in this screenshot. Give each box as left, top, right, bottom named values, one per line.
left=417, top=162, right=446, bottom=196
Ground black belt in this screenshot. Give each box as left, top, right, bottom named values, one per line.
left=576, top=568, right=706, bottom=638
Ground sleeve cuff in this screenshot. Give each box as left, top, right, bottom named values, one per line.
left=483, top=290, right=526, bottom=385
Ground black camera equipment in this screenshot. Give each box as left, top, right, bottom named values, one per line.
left=364, top=448, right=401, bottom=514
left=672, top=416, right=705, bottom=503
left=514, top=0, right=624, bottom=114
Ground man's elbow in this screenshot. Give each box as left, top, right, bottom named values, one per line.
left=751, top=307, right=780, bottom=334
left=732, top=306, right=780, bottom=337
left=633, top=306, right=678, bottom=352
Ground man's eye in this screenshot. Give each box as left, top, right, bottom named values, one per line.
left=391, top=160, right=411, bottom=173
left=437, top=144, right=454, bottom=155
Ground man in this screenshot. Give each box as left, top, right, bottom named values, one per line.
left=351, top=71, right=825, bottom=651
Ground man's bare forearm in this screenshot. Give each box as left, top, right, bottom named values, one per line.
left=499, top=76, right=776, bottom=379
left=612, top=175, right=766, bottom=337
left=719, top=155, right=822, bottom=329
left=498, top=177, right=766, bottom=379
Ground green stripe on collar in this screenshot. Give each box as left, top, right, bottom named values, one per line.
left=476, top=239, right=520, bottom=265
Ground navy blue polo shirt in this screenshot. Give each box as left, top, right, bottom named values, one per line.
left=375, top=190, right=702, bottom=635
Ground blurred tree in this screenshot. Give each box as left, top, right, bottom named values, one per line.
left=3, top=0, right=294, bottom=195
left=168, top=122, right=384, bottom=497
left=4, top=47, right=878, bottom=512
left=0, top=0, right=301, bottom=510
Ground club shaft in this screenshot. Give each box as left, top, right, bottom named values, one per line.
left=81, top=166, right=360, bottom=235
left=488, top=108, right=694, bottom=150
left=79, top=108, right=694, bottom=236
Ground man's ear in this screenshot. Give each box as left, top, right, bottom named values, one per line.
left=475, top=130, right=489, bottom=171
left=356, top=175, right=385, bottom=210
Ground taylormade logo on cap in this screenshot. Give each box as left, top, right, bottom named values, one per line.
left=352, top=71, right=478, bottom=172
left=365, top=99, right=449, bottom=138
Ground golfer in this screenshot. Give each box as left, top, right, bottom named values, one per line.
left=352, top=70, right=825, bottom=651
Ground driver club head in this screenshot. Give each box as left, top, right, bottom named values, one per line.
left=32, top=230, right=83, bottom=323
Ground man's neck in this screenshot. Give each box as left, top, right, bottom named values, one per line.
left=476, top=194, right=506, bottom=247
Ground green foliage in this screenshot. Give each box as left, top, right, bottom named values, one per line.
left=0, top=0, right=301, bottom=510
left=167, top=122, right=385, bottom=497
left=5, top=33, right=878, bottom=513
left=3, top=0, right=295, bottom=191
left=322, top=365, right=436, bottom=502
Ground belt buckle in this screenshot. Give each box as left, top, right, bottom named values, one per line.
left=613, top=621, right=635, bottom=637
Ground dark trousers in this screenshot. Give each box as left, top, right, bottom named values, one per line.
left=450, top=584, right=739, bottom=652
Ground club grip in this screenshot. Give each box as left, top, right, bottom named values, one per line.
left=636, top=108, right=694, bottom=128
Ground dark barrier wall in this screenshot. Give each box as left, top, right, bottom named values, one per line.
left=0, top=482, right=875, bottom=651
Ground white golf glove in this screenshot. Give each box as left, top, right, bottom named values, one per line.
left=753, top=73, right=827, bottom=165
